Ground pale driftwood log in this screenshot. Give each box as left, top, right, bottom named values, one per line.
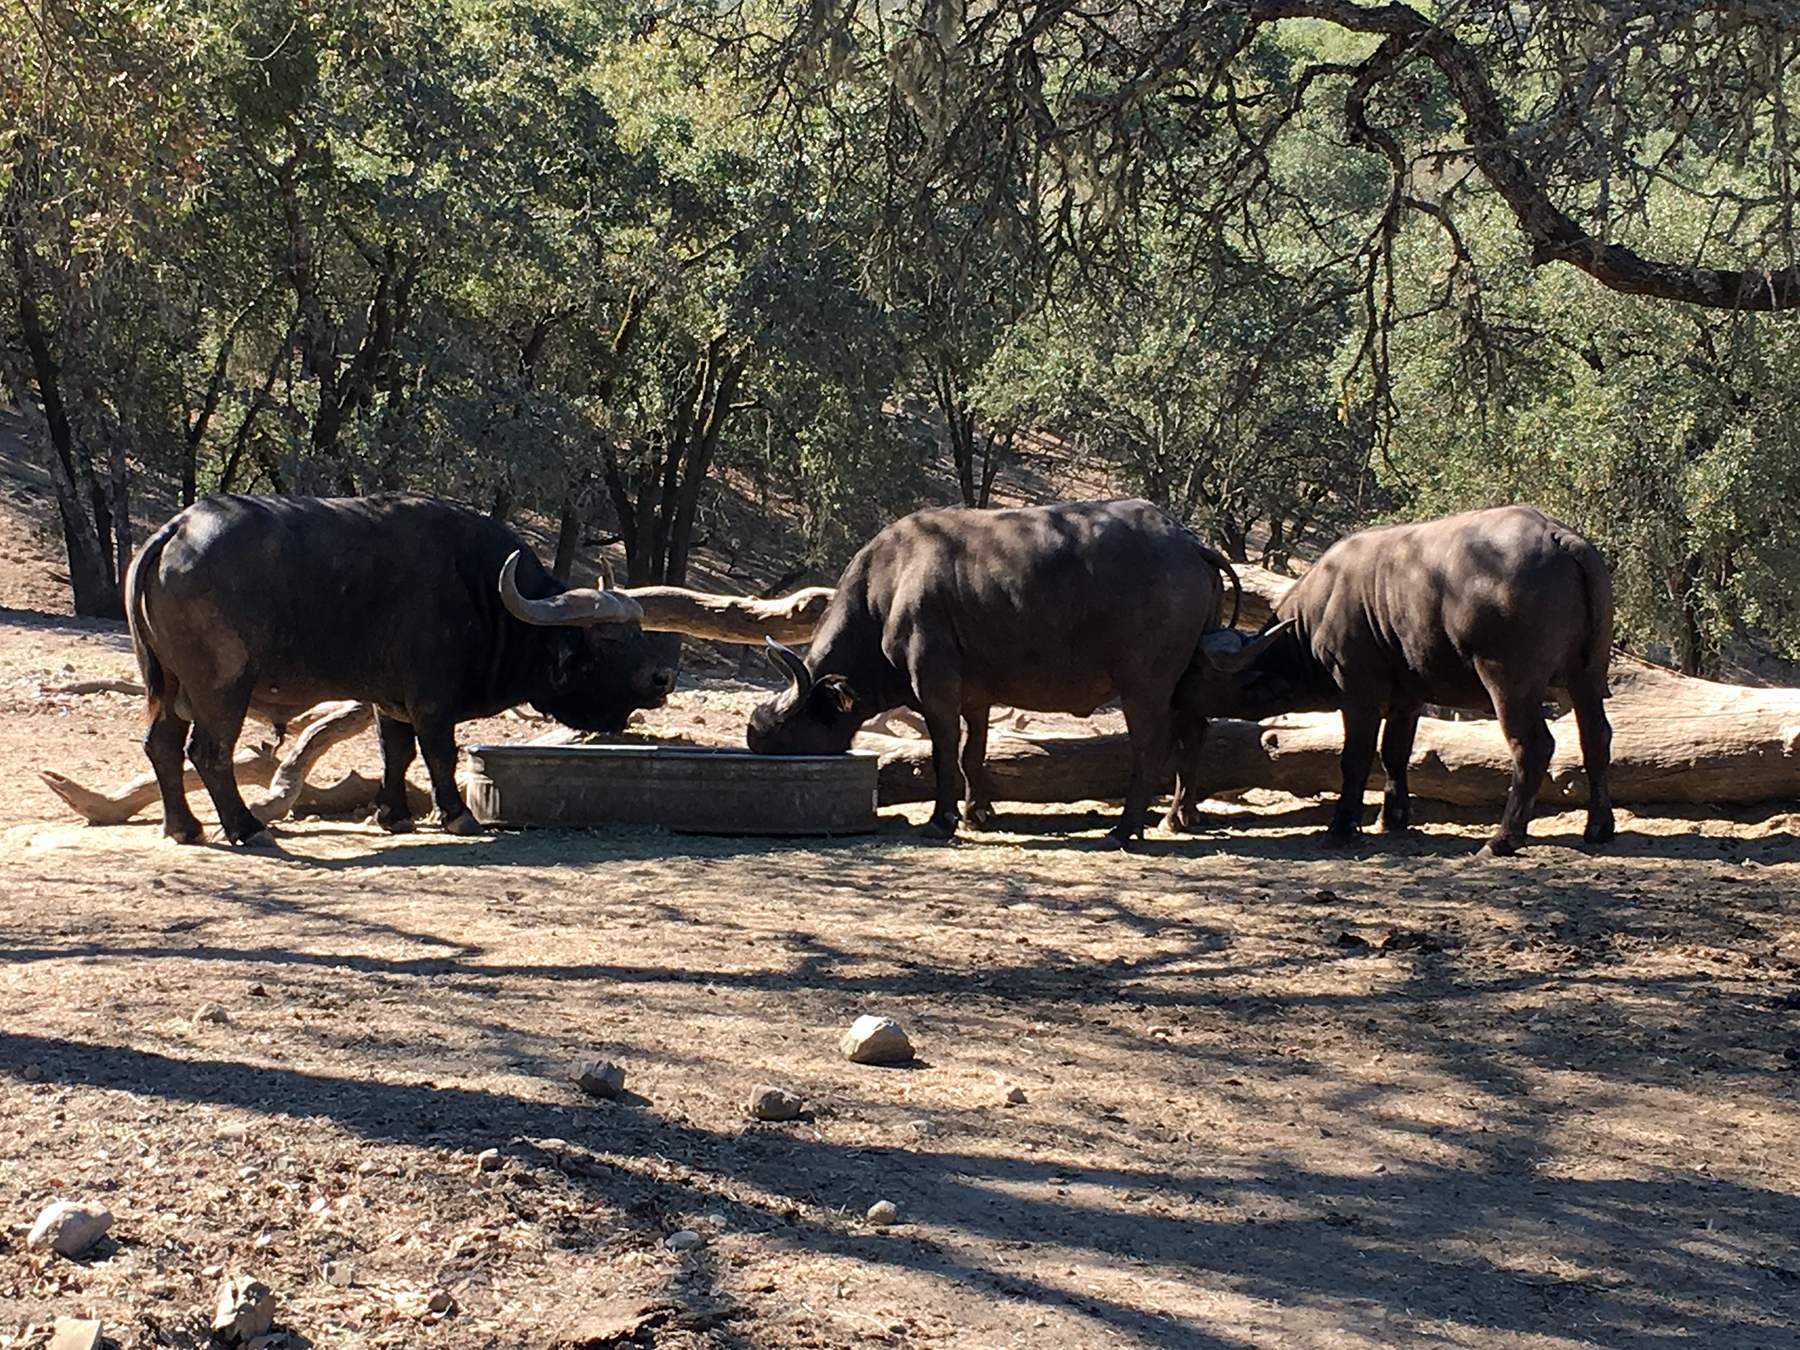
left=247, top=702, right=374, bottom=822
left=41, top=746, right=280, bottom=826
left=626, top=585, right=835, bottom=646
left=42, top=700, right=398, bottom=826
left=43, top=678, right=147, bottom=697
left=859, top=653, right=1800, bottom=809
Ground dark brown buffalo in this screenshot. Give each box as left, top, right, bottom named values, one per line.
left=746, top=499, right=1239, bottom=841
left=1176, top=506, right=1613, bottom=854
left=127, top=494, right=676, bottom=845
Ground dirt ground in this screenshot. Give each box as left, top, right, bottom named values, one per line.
left=3, top=601, right=1800, bottom=1350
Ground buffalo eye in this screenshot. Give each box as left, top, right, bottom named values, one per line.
left=819, top=677, right=856, bottom=714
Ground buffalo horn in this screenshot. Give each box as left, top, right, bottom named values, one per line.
left=764, top=637, right=813, bottom=701
left=499, top=551, right=644, bottom=626
left=1200, top=619, right=1295, bottom=674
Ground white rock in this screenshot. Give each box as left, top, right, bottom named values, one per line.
left=571, top=1059, right=626, bottom=1098
left=840, top=1015, right=915, bottom=1065
left=47, top=1317, right=102, bottom=1350
left=748, top=1085, right=802, bottom=1121
left=475, top=1148, right=502, bottom=1172
left=193, top=1002, right=230, bottom=1025
left=866, top=1199, right=899, bottom=1226
left=322, top=1260, right=354, bottom=1288
left=213, top=1273, right=276, bottom=1342
left=216, top=1123, right=249, bottom=1143
left=665, top=1229, right=703, bottom=1251
left=27, top=1200, right=113, bottom=1256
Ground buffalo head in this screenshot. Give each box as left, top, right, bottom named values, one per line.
left=1175, top=620, right=1307, bottom=722
left=746, top=639, right=864, bottom=754
left=499, top=552, right=677, bottom=731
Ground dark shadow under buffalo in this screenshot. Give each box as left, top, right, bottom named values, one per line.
left=127, top=494, right=676, bottom=845
left=1176, top=505, right=1614, bottom=856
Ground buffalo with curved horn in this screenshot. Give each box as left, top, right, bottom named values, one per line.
left=128, top=493, right=675, bottom=844
left=747, top=499, right=1240, bottom=842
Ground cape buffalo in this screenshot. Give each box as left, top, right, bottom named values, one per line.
left=1176, top=505, right=1613, bottom=854
left=127, top=494, right=676, bottom=845
left=746, top=499, right=1240, bottom=841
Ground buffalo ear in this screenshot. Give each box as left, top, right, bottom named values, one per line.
left=818, top=675, right=857, bottom=714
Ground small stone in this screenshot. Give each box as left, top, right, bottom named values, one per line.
left=665, top=1229, right=703, bottom=1251
left=840, top=1015, right=915, bottom=1065
left=217, top=1123, right=249, bottom=1143
left=22, top=1063, right=41, bottom=1082
left=1004, top=1086, right=1028, bottom=1105
left=748, top=1085, right=802, bottom=1122
left=47, top=1317, right=102, bottom=1350
left=476, top=1148, right=502, bottom=1172
left=27, top=1199, right=113, bottom=1256
left=248, top=982, right=268, bottom=997
left=193, top=1002, right=230, bottom=1025
left=866, top=1199, right=899, bottom=1226
left=1334, top=931, right=1371, bottom=950
left=322, top=1260, right=354, bottom=1288
left=355, top=1159, right=379, bottom=1176
left=571, top=1059, right=626, bottom=1099
left=426, top=1290, right=455, bottom=1314
left=213, top=1273, right=277, bottom=1342
left=1147, top=1025, right=1174, bottom=1042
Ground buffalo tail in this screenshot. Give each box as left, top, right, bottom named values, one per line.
left=125, top=515, right=181, bottom=721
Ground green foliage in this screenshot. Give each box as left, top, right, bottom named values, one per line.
left=1382, top=197, right=1800, bottom=674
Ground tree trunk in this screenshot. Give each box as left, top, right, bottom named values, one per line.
left=3, top=230, right=121, bottom=616
left=552, top=499, right=583, bottom=583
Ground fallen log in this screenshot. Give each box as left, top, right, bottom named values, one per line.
left=40, top=699, right=426, bottom=826
left=247, top=702, right=373, bottom=822
left=625, top=586, right=835, bottom=646
left=858, top=653, right=1800, bottom=809
left=41, top=746, right=279, bottom=827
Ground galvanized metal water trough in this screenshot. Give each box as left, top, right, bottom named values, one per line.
left=463, top=743, right=881, bottom=835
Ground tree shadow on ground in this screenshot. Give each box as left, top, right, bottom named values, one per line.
left=1, top=1031, right=1792, bottom=1349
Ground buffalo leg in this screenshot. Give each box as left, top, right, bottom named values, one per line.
left=1328, top=702, right=1383, bottom=843
left=1164, top=710, right=1210, bottom=833
left=960, top=706, right=996, bottom=827
left=1481, top=668, right=1555, bottom=855
left=1113, top=692, right=1176, bottom=844
left=374, top=713, right=418, bottom=833
left=916, top=694, right=965, bottom=839
left=413, top=714, right=481, bottom=835
left=144, top=691, right=203, bottom=844
left=1379, top=704, right=1422, bottom=832
left=1572, top=681, right=1615, bottom=844
left=184, top=689, right=270, bottom=846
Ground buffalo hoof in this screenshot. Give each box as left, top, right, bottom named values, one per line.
left=1584, top=817, right=1616, bottom=845
left=919, top=816, right=959, bottom=841
left=1479, top=834, right=1522, bottom=858
left=161, top=822, right=205, bottom=846
left=962, top=803, right=997, bottom=829
left=442, top=812, right=486, bottom=837
left=1103, top=826, right=1141, bottom=850
left=1322, top=827, right=1362, bottom=849
left=234, top=828, right=278, bottom=849
left=377, top=813, right=415, bottom=835
left=1167, top=812, right=1216, bottom=835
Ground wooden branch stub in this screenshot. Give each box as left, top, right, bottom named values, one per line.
left=623, top=585, right=836, bottom=645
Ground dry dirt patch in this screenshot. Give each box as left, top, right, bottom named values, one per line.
left=2, top=616, right=1799, bottom=1349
